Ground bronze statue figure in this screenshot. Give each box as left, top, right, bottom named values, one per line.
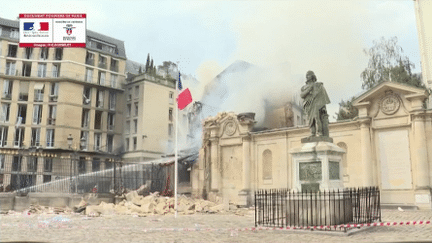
left=300, top=71, right=330, bottom=137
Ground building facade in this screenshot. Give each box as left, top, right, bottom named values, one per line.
left=122, top=69, right=188, bottom=162
left=0, top=17, right=126, bottom=190
left=414, top=0, right=432, bottom=97
left=192, top=82, right=432, bottom=209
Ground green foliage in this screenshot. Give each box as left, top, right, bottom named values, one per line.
left=335, top=96, right=358, bottom=121
left=336, top=37, right=429, bottom=121
left=361, top=36, right=424, bottom=90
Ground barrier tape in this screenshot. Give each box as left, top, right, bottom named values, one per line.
left=1, top=220, right=431, bottom=231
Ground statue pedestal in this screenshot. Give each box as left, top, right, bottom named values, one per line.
left=289, top=139, right=345, bottom=192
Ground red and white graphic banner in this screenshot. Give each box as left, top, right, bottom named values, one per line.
left=19, top=13, right=86, bottom=48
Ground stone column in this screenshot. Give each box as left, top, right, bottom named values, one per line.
left=360, top=119, right=373, bottom=187
left=209, top=138, right=219, bottom=192
left=427, top=114, right=432, bottom=187
left=36, top=157, right=44, bottom=185
left=413, top=113, right=430, bottom=189
left=241, top=136, right=251, bottom=191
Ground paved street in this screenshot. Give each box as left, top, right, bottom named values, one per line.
left=0, top=209, right=432, bottom=243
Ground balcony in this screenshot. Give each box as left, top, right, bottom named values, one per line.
left=86, top=59, right=95, bottom=66
left=2, top=93, right=11, bottom=100
left=110, top=65, right=119, bottom=72
left=98, top=62, right=107, bottom=69
left=47, top=118, right=56, bottom=125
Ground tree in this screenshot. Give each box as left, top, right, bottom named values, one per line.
left=360, top=36, right=424, bottom=90
left=336, top=37, right=427, bottom=121
left=157, top=61, right=178, bottom=78
left=145, top=53, right=150, bottom=73
left=335, top=96, right=358, bottom=121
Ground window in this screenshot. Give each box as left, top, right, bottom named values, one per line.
left=98, top=55, right=107, bottom=69
left=168, top=123, right=173, bottom=137
left=92, top=158, right=100, bottom=172
left=81, top=109, right=90, bottom=128
left=133, top=119, right=137, bottom=134
left=43, top=175, right=51, bottom=183
left=0, top=126, right=8, bottom=147
left=85, top=68, right=93, bottom=82
left=14, top=127, right=24, bottom=147
left=54, top=48, right=63, bottom=60
left=98, top=71, right=106, bottom=85
left=96, top=90, right=104, bottom=108
left=52, top=64, right=60, bottom=77
left=94, top=111, right=102, bottom=130
left=80, top=131, right=89, bottom=150
left=86, top=51, right=95, bottom=65
left=133, top=137, right=137, bottom=151
left=7, top=44, right=17, bottom=57
left=2, top=80, right=13, bottom=99
left=127, top=88, right=132, bottom=100
left=169, top=108, right=173, bottom=122
left=22, top=62, right=32, bottom=77
left=110, top=74, right=117, bottom=88
left=134, top=102, right=139, bottom=117
left=24, top=48, right=33, bottom=59
left=32, top=105, right=43, bottom=124
left=263, top=149, right=273, bottom=180
left=125, top=121, right=130, bottom=134
left=48, top=105, right=56, bottom=125
left=17, top=104, right=27, bottom=124
left=109, top=92, right=116, bottom=110
left=5, top=61, right=16, bottom=76
left=83, top=87, right=91, bottom=105
left=126, top=104, right=131, bottom=117
left=107, top=135, right=113, bottom=153
left=96, top=42, right=102, bottom=50
left=107, top=113, right=115, bottom=131
left=28, top=157, right=37, bottom=172
left=10, top=29, right=19, bottom=39
left=40, top=47, right=49, bottom=60
left=94, top=133, right=102, bottom=151
left=1, top=103, right=10, bottom=122
left=34, top=83, right=44, bottom=101
left=37, top=63, right=47, bottom=77
left=125, top=138, right=129, bottom=151
left=19, top=82, right=29, bottom=101
left=50, top=83, right=59, bottom=101
left=31, top=128, right=41, bottom=147
left=110, top=58, right=118, bottom=72
left=0, top=154, right=4, bottom=169
left=46, top=129, right=55, bottom=147
left=169, top=92, right=174, bottom=104
left=12, top=156, right=22, bottom=172
left=134, top=85, right=139, bottom=98
left=78, top=157, right=86, bottom=174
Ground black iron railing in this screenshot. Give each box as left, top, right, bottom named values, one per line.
left=255, top=187, right=381, bottom=229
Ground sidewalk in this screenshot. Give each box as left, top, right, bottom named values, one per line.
left=0, top=209, right=431, bottom=242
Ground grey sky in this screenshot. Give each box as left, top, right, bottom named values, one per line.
left=0, top=0, right=422, bottom=121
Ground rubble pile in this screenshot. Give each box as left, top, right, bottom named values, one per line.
left=82, top=191, right=234, bottom=217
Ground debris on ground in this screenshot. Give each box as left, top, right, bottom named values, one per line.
left=13, top=187, right=252, bottom=217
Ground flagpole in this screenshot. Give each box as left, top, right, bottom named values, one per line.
left=174, top=72, right=179, bottom=218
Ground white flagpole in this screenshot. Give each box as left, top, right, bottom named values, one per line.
left=174, top=72, right=179, bottom=218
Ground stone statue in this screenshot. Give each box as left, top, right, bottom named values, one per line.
left=300, top=71, right=330, bottom=137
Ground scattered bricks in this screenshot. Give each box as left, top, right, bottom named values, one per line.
left=140, top=202, right=156, bottom=214
left=177, top=202, right=188, bottom=213
left=132, top=196, right=144, bottom=206
left=155, top=202, right=167, bottom=215
left=129, top=204, right=142, bottom=214
left=85, top=205, right=101, bottom=216
left=125, top=191, right=138, bottom=202
left=209, top=204, right=225, bottom=213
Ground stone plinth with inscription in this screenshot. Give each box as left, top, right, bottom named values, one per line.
left=289, top=141, right=345, bottom=191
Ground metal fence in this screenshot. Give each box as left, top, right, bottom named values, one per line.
left=255, top=187, right=381, bottom=229
left=0, top=153, right=169, bottom=194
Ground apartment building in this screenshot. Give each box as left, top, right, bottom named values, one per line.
left=0, top=17, right=126, bottom=189
left=122, top=66, right=189, bottom=162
